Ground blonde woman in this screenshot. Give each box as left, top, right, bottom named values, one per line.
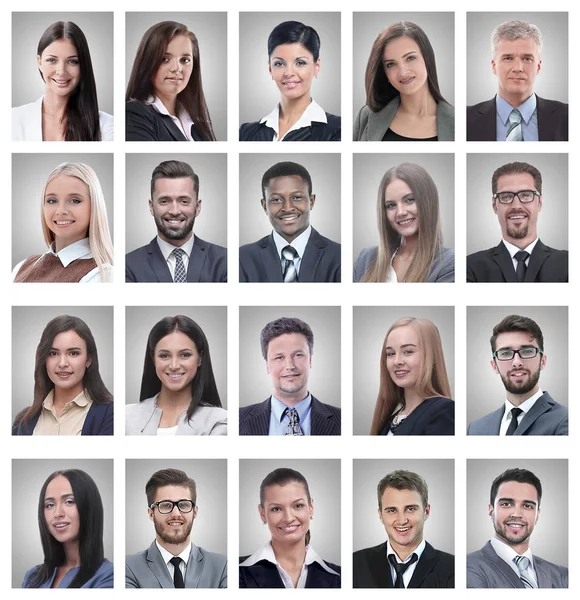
left=13, top=162, right=113, bottom=282
left=370, top=317, right=454, bottom=435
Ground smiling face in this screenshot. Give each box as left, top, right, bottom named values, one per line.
left=44, top=475, right=80, bottom=546
left=154, top=331, right=201, bottom=394
left=266, top=333, right=312, bottom=405
left=269, top=43, right=320, bottom=101
left=385, top=325, right=422, bottom=391
left=385, top=178, right=419, bottom=240
left=37, top=38, right=81, bottom=99
left=149, top=484, right=197, bottom=547
left=382, top=36, right=428, bottom=97
left=152, top=34, right=194, bottom=101
left=45, top=330, right=91, bottom=397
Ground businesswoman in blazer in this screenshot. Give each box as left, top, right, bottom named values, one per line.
left=125, top=315, right=227, bottom=435
left=354, top=163, right=454, bottom=283
left=239, top=21, right=341, bottom=141
left=21, top=469, right=113, bottom=588
left=370, top=317, right=454, bottom=435
left=12, top=315, right=113, bottom=436
left=126, top=21, right=215, bottom=141
left=353, top=21, right=454, bottom=141
left=12, top=21, right=113, bottom=141
left=240, top=468, right=341, bottom=588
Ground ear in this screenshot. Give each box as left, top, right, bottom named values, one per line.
left=536, top=507, right=540, bottom=523
left=261, top=197, right=267, bottom=214
left=309, top=194, right=316, bottom=210
left=536, top=59, right=542, bottom=75
left=85, top=357, right=93, bottom=370
left=309, top=497, right=314, bottom=519
left=540, top=352, right=547, bottom=371
left=195, top=198, right=202, bottom=217
left=258, top=504, right=266, bottom=524
left=488, top=504, right=494, bottom=519
left=491, top=358, right=499, bottom=374
left=268, top=60, right=273, bottom=78
left=149, top=199, right=154, bottom=216
left=424, top=503, right=430, bottom=520
left=148, top=507, right=155, bottom=522
left=378, top=507, right=384, bottom=523
left=37, top=55, right=42, bottom=69
left=537, top=195, right=542, bottom=212
left=492, top=197, right=498, bottom=215
left=193, top=505, right=199, bottom=519
left=314, top=58, right=321, bottom=77
left=491, top=57, right=497, bottom=76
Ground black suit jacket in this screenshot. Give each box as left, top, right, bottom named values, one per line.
left=125, top=237, right=227, bottom=283
left=239, top=113, right=341, bottom=141
left=467, top=239, right=568, bottom=282
left=239, top=557, right=341, bottom=588
left=126, top=101, right=206, bottom=141
left=379, top=397, right=455, bottom=436
left=239, top=396, right=341, bottom=436
left=353, top=541, right=454, bottom=588
left=466, top=95, right=568, bottom=141
left=239, top=228, right=341, bottom=282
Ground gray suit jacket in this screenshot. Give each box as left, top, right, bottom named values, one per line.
left=353, top=97, right=455, bottom=141
left=467, top=541, right=567, bottom=588
left=126, top=541, right=227, bottom=588
left=467, top=392, right=568, bottom=436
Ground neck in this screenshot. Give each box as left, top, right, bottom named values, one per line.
left=507, top=386, right=539, bottom=407
left=496, top=534, right=530, bottom=556
left=157, top=387, right=192, bottom=413
left=279, top=95, right=312, bottom=122
left=403, top=388, right=423, bottom=413
left=42, top=91, right=69, bottom=117
left=63, top=541, right=81, bottom=568
left=397, top=234, right=418, bottom=256
left=499, top=90, right=533, bottom=109
left=275, top=390, right=308, bottom=408
left=271, top=538, right=307, bottom=567
left=389, top=536, right=422, bottom=561
left=398, top=87, right=437, bottom=115
left=504, top=234, right=537, bottom=251
left=53, top=385, right=84, bottom=408
left=157, top=93, right=177, bottom=116
left=157, top=535, right=191, bottom=557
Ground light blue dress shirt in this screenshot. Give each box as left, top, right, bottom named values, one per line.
left=496, top=94, right=538, bottom=141
left=268, top=394, right=312, bottom=435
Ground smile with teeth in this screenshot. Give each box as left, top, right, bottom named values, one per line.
left=53, top=522, right=70, bottom=530
left=167, top=373, right=185, bottom=380
left=52, top=79, right=71, bottom=85
left=395, top=526, right=411, bottom=532
left=508, top=214, right=527, bottom=221
left=399, top=76, right=415, bottom=84
left=167, top=520, right=184, bottom=526
left=55, top=220, right=74, bottom=225
left=397, top=218, right=415, bottom=226
left=283, top=81, right=300, bottom=88
left=279, top=214, right=299, bottom=221
left=279, top=524, right=300, bottom=532
left=56, top=371, right=73, bottom=377
left=394, top=370, right=409, bottom=377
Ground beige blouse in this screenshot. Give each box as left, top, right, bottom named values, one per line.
left=33, top=389, right=93, bottom=436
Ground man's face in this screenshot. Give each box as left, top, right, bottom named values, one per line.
left=266, top=333, right=312, bottom=404
left=149, top=177, right=201, bottom=245
left=261, top=175, right=315, bottom=243
left=492, top=37, right=541, bottom=104
left=148, top=485, right=197, bottom=546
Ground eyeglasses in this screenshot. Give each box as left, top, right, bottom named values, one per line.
left=149, top=499, right=195, bottom=514
left=493, top=190, right=541, bottom=204
left=493, top=347, right=543, bottom=361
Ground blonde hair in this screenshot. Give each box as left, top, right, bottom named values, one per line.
left=362, top=163, right=442, bottom=283
left=369, top=317, right=452, bottom=435
left=41, top=162, right=114, bottom=281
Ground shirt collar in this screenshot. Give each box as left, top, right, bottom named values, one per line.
left=147, top=95, right=195, bottom=138
left=502, top=238, right=538, bottom=259
left=490, top=537, right=534, bottom=566
left=272, top=226, right=312, bottom=259
left=156, top=540, right=192, bottom=567
left=260, top=99, right=327, bottom=139
left=271, top=394, right=312, bottom=423
left=42, top=389, right=91, bottom=410
left=496, top=93, right=537, bottom=125
left=48, top=238, right=93, bottom=267
left=503, top=388, right=544, bottom=422
left=156, top=234, right=195, bottom=262
left=386, top=537, right=426, bottom=563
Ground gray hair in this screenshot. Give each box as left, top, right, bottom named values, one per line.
left=491, top=20, right=542, bottom=57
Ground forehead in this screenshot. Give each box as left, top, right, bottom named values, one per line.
left=46, top=174, right=89, bottom=197
left=495, top=480, right=538, bottom=505
left=153, top=177, right=195, bottom=199
left=265, top=175, right=309, bottom=197
left=381, top=486, right=423, bottom=507
left=386, top=324, right=420, bottom=348
left=267, top=332, right=310, bottom=356
left=270, top=42, right=313, bottom=61
left=41, top=38, right=78, bottom=57
left=385, top=178, right=412, bottom=201
left=495, top=37, right=540, bottom=57
left=494, top=331, right=537, bottom=349
left=154, top=484, right=193, bottom=502
left=165, top=34, right=193, bottom=55
left=51, top=329, right=86, bottom=349
left=155, top=330, right=196, bottom=350
left=262, top=481, right=308, bottom=504
left=383, top=35, right=421, bottom=60
left=46, top=475, right=73, bottom=497
left=496, top=172, right=536, bottom=192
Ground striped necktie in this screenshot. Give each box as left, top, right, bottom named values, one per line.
left=506, top=109, right=523, bottom=141
left=281, top=245, right=298, bottom=282
left=284, top=408, right=304, bottom=435
left=513, top=555, right=537, bottom=588
left=172, top=248, right=187, bottom=283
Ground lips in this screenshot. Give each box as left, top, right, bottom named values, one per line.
left=54, top=220, right=75, bottom=227
left=399, top=76, right=415, bottom=85
left=279, top=524, right=301, bottom=532
left=507, top=212, right=528, bottom=221
left=279, top=214, right=300, bottom=222
left=52, top=521, right=71, bottom=531
left=282, top=81, right=301, bottom=88
left=397, top=217, right=416, bottom=227
left=52, top=78, right=71, bottom=86
left=56, top=371, right=73, bottom=378
left=166, top=519, right=185, bottom=527
left=394, top=370, right=409, bottom=378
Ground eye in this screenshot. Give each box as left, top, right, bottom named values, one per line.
left=271, top=506, right=281, bottom=512
left=46, top=58, right=56, bottom=64
left=162, top=57, right=170, bottom=63
left=69, top=350, right=80, bottom=357
left=64, top=498, right=76, bottom=506
left=70, top=198, right=82, bottom=204
left=524, top=503, right=535, bottom=510
left=157, top=199, right=168, bottom=205
left=180, top=199, right=191, bottom=205
left=294, top=503, right=305, bottom=509
left=385, top=202, right=396, bottom=210
left=48, top=350, right=58, bottom=357
left=405, top=197, right=416, bottom=204
left=180, top=57, right=191, bottom=64
left=69, top=59, right=79, bottom=65
left=385, top=62, right=395, bottom=69
left=403, top=349, right=415, bottom=356
left=158, top=352, right=169, bottom=360
left=407, top=55, right=416, bottom=62
left=385, top=507, right=395, bottom=513
left=273, top=60, right=284, bottom=68
left=386, top=350, right=395, bottom=357
left=407, top=506, right=417, bottom=512
left=181, top=352, right=193, bottom=358
left=291, top=195, right=304, bottom=201
left=45, top=198, right=57, bottom=205
left=269, top=197, right=282, bottom=204
left=296, top=60, right=306, bottom=67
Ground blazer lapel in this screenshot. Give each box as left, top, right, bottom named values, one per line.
left=187, top=240, right=208, bottom=283
left=246, top=563, right=284, bottom=588
left=408, top=542, right=438, bottom=588
left=515, top=393, right=552, bottom=435
left=184, top=545, right=203, bottom=588
left=146, top=542, right=174, bottom=588
left=159, top=114, right=187, bottom=141
left=537, top=96, right=556, bottom=142
left=261, top=235, right=283, bottom=282
left=367, top=543, right=394, bottom=587
left=482, top=541, right=524, bottom=588
left=310, top=396, right=336, bottom=435
left=392, top=400, right=433, bottom=435
left=300, top=228, right=325, bottom=282
left=492, top=242, right=518, bottom=282
left=476, top=98, right=497, bottom=141
left=488, top=406, right=505, bottom=435
left=534, top=557, right=552, bottom=588
left=524, top=240, right=549, bottom=282
left=250, top=399, right=271, bottom=435
left=367, top=98, right=399, bottom=140
left=147, top=239, right=173, bottom=282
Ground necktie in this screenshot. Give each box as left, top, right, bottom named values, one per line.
left=506, top=407, right=523, bottom=435
left=513, top=555, right=537, bottom=588
left=388, top=553, right=418, bottom=588
left=170, top=556, right=185, bottom=588
left=172, top=248, right=187, bottom=283
left=284, top=408, right=304, bottom=435
left=514, top=250, right=529, bottom=282
left=281, top=245, right=298, bottom=282
left=506, top=109, right=523, bottom=141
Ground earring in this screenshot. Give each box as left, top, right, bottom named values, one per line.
left=310, top=516, right=313, bottom=520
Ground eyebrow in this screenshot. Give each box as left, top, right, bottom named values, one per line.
left=384, top=503, right=420, bottom=510
left=44, top=493, right=74, bottom=501
left=267, top=497, right=306, bottom=506
left=500, top=52, right=536, bottom=58
left=50, top=346, right=82, bottom=352
left=156, top=347, right=194, bottom=352
left=45, top=54, right=79, bottom=59
left=272, top=55, right=310, bottom=61
left=497, top=344, right=536, bottom=350
left=385, top=193, right=414, bottom=201
left=497, top=497, right=537, bottom=507
left=384, top=50, right=417, bottom=62
left=155, top=194, right=193, bottom=200
left=385, top=343, right=417, bottom=349
left=163, top=52, right=192, bottom=57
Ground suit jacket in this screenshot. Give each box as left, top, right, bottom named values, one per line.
left=379, top=397, right=454, bottom=436
left=467, top=392, right=567, bottom=435
left=239, top=396, right=341, bottom=435
left=126, top=541, right=227, bottom=588
left=126, top=237, right=227, bottom=283
left=23, top=560, right=113, bottom=588
left=467, top=239, right=568, bottom=283
left=467, top=541, right=568, bottom=588
left=239, top=557, right=341, bottom=588
left=239, top=113, right=341, bottom=141
left=126, top=100, right=206, bottom=141
left=466, top=95, right=568, bottom=141
left=239, top=228, right=341, bottom=282
left=353, top=541, right=454, bottom=588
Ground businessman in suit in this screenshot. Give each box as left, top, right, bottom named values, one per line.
left=467, top=20, right=568, bottom=141
left=467, top=161, right=568, bottom=282
left=239, top=161, right=341, bottom=282
left=353, top=470, right=454, bottom=588
left=126, top=468, right=227, bottom=588
left=467, top=468, right=568, bottom=587
left=468, top=315, right=567, bottom=435
left=126, top=160, right=227, bottom=282
left=239, top=317, right=341, bottom=435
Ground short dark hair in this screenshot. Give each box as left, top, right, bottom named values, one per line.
left=490, top=468, right=542, bottom=507
left=490, top=315, right=544, bottom=353
left=151, top=160, right=199, bottom=198
left=268, top=21, right=321, bottom=61
left=261, top=161, right=313, bottom=199
left=260, top=317, right=314, bottom=360
left=377, top=470, right=429, bottom=510
left=492, top=162, right=543, bottom=195
left=146, top=468, right=197, bottom=507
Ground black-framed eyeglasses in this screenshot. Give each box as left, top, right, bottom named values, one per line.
left=493, top=190, right=541, bottom=204
left=149, top=499, right=195, bottom=514
left=493, top=347, right=543, bottom=361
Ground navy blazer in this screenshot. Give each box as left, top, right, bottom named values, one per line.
left=379, top=397, right=454, bottom=436
left=126, top=237, right=227, bottom=283
left=239, top=228, right=341, bottom=282
left=13, top=402, right=113, bottom=435
left=126, top=101, right=207, bottom=141
left=239, top=558, right=341, bottom=588
left=239, top=113, right=341, bottom=141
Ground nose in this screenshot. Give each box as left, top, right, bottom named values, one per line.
left=283, top=355, right=296, bottom=369
left=169, top=355, right=180, bottom=370
left=54, top=502, right=65, bottom=518
left=511, top=351, right=524, bottom=369
left=394, top=352, right=404, bottom=366
left=57, top=354, right=69, bottom=368
left=169, top=57, right=181, bottom=72
left=170, top=503, right=181, bottom=516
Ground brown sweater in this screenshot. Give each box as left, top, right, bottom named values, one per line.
left=14, top=254, right=97, bottom=282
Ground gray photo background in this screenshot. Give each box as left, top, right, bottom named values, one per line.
left=353, top=12, right=455, bottom=122
left=353, top=459, right=454, bottom=553
left=466, top=12, right=568, bottom=106
left=125, top=153, right=227, bottom=253
left=12, top=12, right=114, bottom=114
left=126, top=12, right=227, bottom=141
left=125, top=306, right=227, bottom=408
left=125, top=459, right=226, bottom=555
left=466, top=153, right=568, bottom=254
left=239, top=306, right=340, bottom=408
left=12, top=306, right=114, bottom=422
left=239, top=12, right=341, bottom=124
left=353, top=306, right=455, bottom=435
left=466, top=306, right=568, bottom=427
left=12, top=153, right=114, bottom=268
left=12, top=458, right=114, bottom=588
left=239, top=459, right=340, bottom=564
left=353, top=153, right=455, bottom=261
left=239, top=153, right=341, bottom=246
left=467, top=459, right=568, bottom=567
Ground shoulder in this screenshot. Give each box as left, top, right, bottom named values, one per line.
left=354, top=247, right=378, bottom=281
left=198, top=546, right=227, bottom=567
left=430, top=248, right=455, bottom=282
left=467, top=98, right=495, bottom=114
left=438, top=101, right=455, bottom=118
left=534, top=554, right=568, bottom=576
left=22, top=565, right=43, bottom=587
left=467, top=247, right=495, bottom=262
left=197, top=237, right=227, bottom=257
left=240, top=399, right=269, bottom=416
left=189, top=406, right=228, bottom=435
left=466, top=547, right=487, bottom=565
left=353, top=542, right=384, bottom=561
left=12, top=100, right=38, bottom=118
left=126, top=548, right=148, bottom=566
left=125, top=397, right=155, bottom=418
left=126, top=242, right=152, bottom=262
left=430, top=544, right=455, bottom=565
left=12, top=406, right=33, bottom=434
left=536, top=96, right=568, bottom=113
left=90, top=560, right=114, bottom=587
left=240, top=236, right=269, bottom=254
left=98, top=111, right=114, bottom=141
left=312, top=396, right=341, bottom=416
left=423, top=397, right=454, bottom=415
left=310, top=228, right=340, bottom=250
left=239, top=120, right=263, bottom=140
left=436, top=102, right=455, bottom=139
left=126, top=100, right=151, bottom=116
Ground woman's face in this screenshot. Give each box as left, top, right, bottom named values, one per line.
left=152, top=34, right=194, bottom=100
left=37, top=38, right=81, bottom=98
left=44, top=475, right=80, bottom=546
left=385, top=178, right=419, bottom=239
left=269, top=43, right=320, bottom=101
left=154, top=330, right=201, bottom=393
left=45, top=330, right=91, bottom=396
left=382, top=36, right=428, bottom=97
left=259, top=482, right=313, bottom=546
left=385, top=325, right=422, bottom=391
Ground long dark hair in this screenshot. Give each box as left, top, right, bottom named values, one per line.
left=126, top=21, right=215, bottom=141
left=139, top=315, right=222, bottom=420
left=37, top=21, right=102, bottom=141
left=26, top=469, right=105, bottom=588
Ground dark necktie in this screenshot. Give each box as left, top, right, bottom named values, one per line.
left=513, top=555, right=537, bottom=588
left=388, top=553, right=418, bottom=588
left=281, top=245, right=298, bottom=282
left=506, top=407, right=523, bottom=435
left=172, top=248, right=187, bottom=283
left=284, top=408, right=304, bottom=435
left=514, top=250, right=529, bottom=282
left=170, top=556, right=185, bottom=588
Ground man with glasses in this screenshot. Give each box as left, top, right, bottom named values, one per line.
left=126, top=468, right=227, bottom=588
left=467, top=161, right=568, bottom=282
left=467, top=315, right=568, bottom=435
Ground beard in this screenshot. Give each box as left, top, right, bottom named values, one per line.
left=493, top=518, right=533, bottom=546
left=154, top=517, right=193, bottom=546
left=154, top=212, right=195, bottom=241
left=499, top=366, right=541, bottom=395
left=506, top=213, right=529, bottom=240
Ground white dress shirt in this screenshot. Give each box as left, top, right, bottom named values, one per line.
left=156, top=235, right=195, bottom=280
left=502, top=238, right=539, bottom=272
left=147, top=96, right=195, bottom=141
left=272, top=226, right=311, bottom=276
left=490, top=537, right=538, bottom=586
left=156, top=541, right=192, bottom=582
left=261, top=99, right=328, bottom=141
left=499, top=389, right=544, bottom=436
left=386, top=538, right=426, bottom=588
